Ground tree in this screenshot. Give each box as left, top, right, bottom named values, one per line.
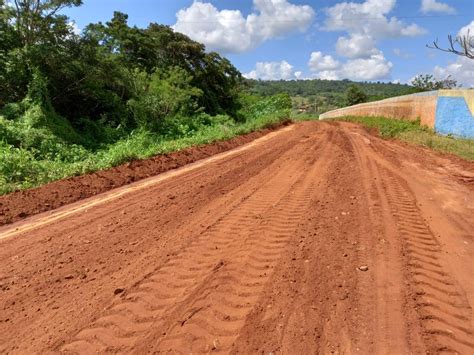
left=11, top=0, right=82, bottom=46
left=428, top=30, right=474, bottom=59
left=345, top=84, right=367, bottom=106
left=411, top=74, right=458, bottom=92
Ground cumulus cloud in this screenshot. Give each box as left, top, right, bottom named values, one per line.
left=341, top=53, right=393, bottom=80
left=336, top=34, right=379, bottom=58
left=325, top=0, right=426, bottom=39
left=308, top=51, right=340, bottom=71
left=458, top=21, right=474, bottom=38
left=421, top=0, right=456, bottom=14
left=173, top=0, right=315, bottom=53
left=325, top=0, right=425, bottom=59
left=433, top=54, right=474, bottom=87
left=309, top=51, right=393, bottom=81
left=244, top=61, right=297, bottom=80
left=430, top=22, right=474, bottom=87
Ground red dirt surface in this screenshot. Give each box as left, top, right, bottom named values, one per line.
left=0, top=121, right=472, bottom=354
left=0, top=121, right=289, bottom=227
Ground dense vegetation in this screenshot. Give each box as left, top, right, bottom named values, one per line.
left=247, top=78, right=417, bottom=99
left=331, top=116, right=474, bottom=161
left=0, top=1, right=291, bottom=194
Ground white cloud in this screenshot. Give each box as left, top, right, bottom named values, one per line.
left=316, top=70, right=341, bottom=81
left=310, top=52, right=393, bottom=81
left=430, top=22, right=474, bottom=87
left=434, top=56, right=474, bottom=87
left=244, top=61, right=297, bottom=80
left=324, top=0, right=425, bottom=59
left=325, top=0, right=426, bottom=40
left=173, top=0, right=315, bottom=53
left=336, top=34, right=379, bottom=58
left=294, top=71, right=303, bottom=80
left=308, top=51, right=340, bottom=71
left=341, top=53, right=393, bottom=80
left=458, top=21, right=474, bottom=38
left=421, top=0, right=456, bottom=14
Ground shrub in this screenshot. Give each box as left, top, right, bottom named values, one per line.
left=127, top=67, right=203, bottom=131
left=345, top=85, right=368, bottom=106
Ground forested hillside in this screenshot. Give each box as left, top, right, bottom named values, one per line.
left=247, top=79, right=418, bottom=116
left=0, top=0, right=291, bottom=194
left=247, top=79, right=417, bottom=99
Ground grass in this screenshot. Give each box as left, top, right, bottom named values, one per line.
left=331, top=116, right=474, bottom=161
left=0, top=111, right=288, bottom=195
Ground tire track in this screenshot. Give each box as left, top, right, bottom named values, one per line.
left=59, top=131, right=328, bottom=354
left=380, top=166, right=473, bottom=354
left=148, top=146, right=324, bottom=353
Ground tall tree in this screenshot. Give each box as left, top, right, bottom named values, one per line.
left=12, top=0, right=82, bottom=46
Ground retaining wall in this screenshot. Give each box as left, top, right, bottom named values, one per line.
left=319, top=90, right=474, bottom=139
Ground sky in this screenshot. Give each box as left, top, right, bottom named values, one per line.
left=64, top=0, right=474, bottom=86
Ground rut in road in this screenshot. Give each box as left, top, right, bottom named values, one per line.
left=382, top=167, right=473, bottom=354
left=345, top=125, right=473, bottom=354
left=61, top=130, right=333, bottom=353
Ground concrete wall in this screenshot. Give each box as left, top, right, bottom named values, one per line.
left=435, top=90, right=474, bottom=139
left=319, top=90, right=474, bottom=139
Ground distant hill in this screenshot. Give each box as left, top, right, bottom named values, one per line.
left=246, top=79, right=417, bottom=101
left=246, top=79, right=418, bottom=116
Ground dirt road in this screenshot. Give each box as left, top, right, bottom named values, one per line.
left=0, top=121, right=472, bottom=354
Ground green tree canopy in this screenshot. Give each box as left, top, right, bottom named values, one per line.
left=345, top=84, right=368, bottom=106
left=411, top=74, right=458, bottom=92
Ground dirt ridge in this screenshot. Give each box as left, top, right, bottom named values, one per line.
left=0, top=121, right=290, bottom=226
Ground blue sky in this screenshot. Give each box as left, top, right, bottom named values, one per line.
left=64, top=0, right=474, bottom=86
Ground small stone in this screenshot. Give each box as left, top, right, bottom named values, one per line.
left=358, top=265, right=369, bottom=272
left=64, top=275, right=74, bottom=280
left=114, top=288, right=125, bottom=295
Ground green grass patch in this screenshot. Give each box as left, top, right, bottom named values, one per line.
left=0, top=110, right=289, bottom=196
left=333, top=116, right=474, bottom=161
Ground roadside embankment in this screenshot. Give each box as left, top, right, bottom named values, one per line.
left=319, top=90, right=474, bottom=138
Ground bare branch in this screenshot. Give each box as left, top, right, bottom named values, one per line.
left=427, top=30, right=474, bottom=59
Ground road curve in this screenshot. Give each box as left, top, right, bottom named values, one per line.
left=0, top=121, right=472, bottom=354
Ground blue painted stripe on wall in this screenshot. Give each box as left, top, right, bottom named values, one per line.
left=435, top=97, right=474, bottom=139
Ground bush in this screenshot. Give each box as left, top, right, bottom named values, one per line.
left=238, top=93, right=292, bottom=120
left=126, top=67, right=203, bottom=131
left=0, top=142, right=46, bottom=193
left=345, top=85, right=368, bottom=106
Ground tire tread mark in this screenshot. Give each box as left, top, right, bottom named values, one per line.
left=379, top=166, right=473, bottom=354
